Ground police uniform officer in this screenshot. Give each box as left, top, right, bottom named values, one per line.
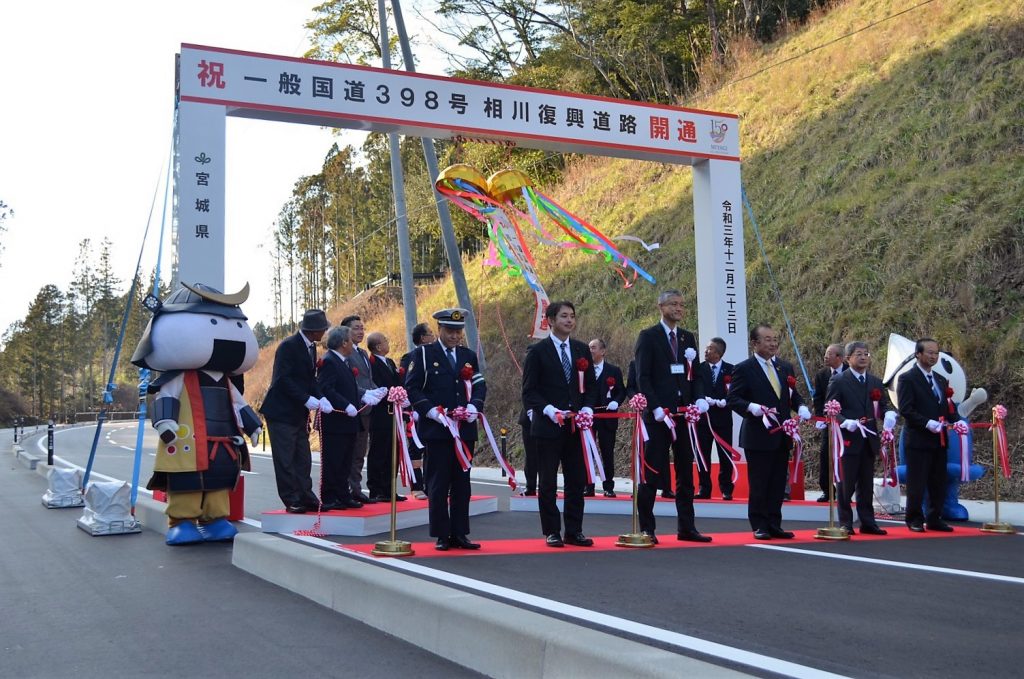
left=405, top=308, right=487, bottom=551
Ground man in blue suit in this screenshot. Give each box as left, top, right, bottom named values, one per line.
left=406, top=308, right=487, bottom=551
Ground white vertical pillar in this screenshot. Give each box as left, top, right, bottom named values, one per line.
left=692, top=158, right=747, bottom=365
left=175, top=100, right=226, bottom=290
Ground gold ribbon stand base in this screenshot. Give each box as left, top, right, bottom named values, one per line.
left=815, top=526, right=850, bottom=541
left=980, top=522, right=1017, bottom=535
left=616, top=532, right=655, bottom=548
left=371, top=539, right=415, bottom=556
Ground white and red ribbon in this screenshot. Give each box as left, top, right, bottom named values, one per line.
left=783, top=418, right=804, bottom=485
left=577, top=369, right=585, bottom=395
left=880, top=429, right=897, bottom=487
left=824, top=399, right=843, bottom=484
left=761, top=406, right=780, bottom=430
left=387, top=387, right=415, bottom=488
left=993, top=405, right=1011, bottom=478
left=438, top=406, right=474, bottom=472
left=950, top=420, right=971, bottom=482
left=682, top=405, right=708, bottom=473
left=478, top=413, right=518, bottom=491
left=702, top=412, right=742, bottom=486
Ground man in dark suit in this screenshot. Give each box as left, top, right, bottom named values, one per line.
left=316, top=325, right=372, bottom=510
left=825, top=341, right=897, bottom=535
left=896, top=338, right=958, bottom=532
left=366, top=331, right=403, bottom=502
left=586, top=338, right=626, bottom=497
left=260, top=309, right=330, bottom=513
left=813, top=343, right=847, bottom=501
left=696, top=337, right=735, bottom=500
left=522, top=301, right=599, bottom=548
left=634, top=290, right=712, bottom=543
left=727, top=323, right=811, bottom=539
left=406, top=308, right=487, bottom=551
left=399, top=322, right=435, bottom=499
left=340, top=315, right=379, bottom=504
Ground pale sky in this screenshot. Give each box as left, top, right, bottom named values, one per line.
left=0, top=0, right=449, bottom=339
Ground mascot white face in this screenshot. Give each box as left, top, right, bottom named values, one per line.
left=883, top=333, right=967, bottom=406
left=132, top=283, right=258, bottom=375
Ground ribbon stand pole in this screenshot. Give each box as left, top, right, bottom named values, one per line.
left=617, top=410, right=653, bottom=548
left=981, top=408, right=1016, bottom=535
left=816, top=415, right=849, bottom=541
left=373, top=402, right=414, bottom=556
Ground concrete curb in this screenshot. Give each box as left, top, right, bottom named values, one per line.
left=232, top=533, right=748, bottom=679
left=13, top=445, right=39, bottom=470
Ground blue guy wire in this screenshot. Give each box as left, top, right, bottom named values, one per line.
left=740, top=187, right=815, bottom=397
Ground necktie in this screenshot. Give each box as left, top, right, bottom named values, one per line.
left=927, top=373, right=941, bottom=402
left=764, top=359, right=781, bottom=398
left=858, top=374, right=865, bottom=385
left=669, top=330, right=678, bottom=360
left=447, top=347, right=457, bottom=371
left=560, top=342, right=572, bottom=383
left=712, top=364, right=719, bottom=385
left=308, top=342, right=317, bottom=368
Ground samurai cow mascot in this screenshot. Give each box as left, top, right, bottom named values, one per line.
left=131, top=282, right=261, bottom=545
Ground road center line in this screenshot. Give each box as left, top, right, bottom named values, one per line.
left=748, top=544, right=1024, bottom=584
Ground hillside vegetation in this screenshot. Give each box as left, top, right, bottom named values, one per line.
left=252, top=0, right=1024, bottom=497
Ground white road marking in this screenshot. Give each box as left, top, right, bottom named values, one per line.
left=749, top=544, right=1024, bottom=584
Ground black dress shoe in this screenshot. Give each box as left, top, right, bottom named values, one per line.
left=340, top=498, right=363, bottom=509
left=640, top=531, right=659, bottom=545
left=450, top=535, right=481, bottom=550
left=661, top=490, right=676, bottom=499
left=677, top=530, right=712, bottom=543
left=564, top=532, right=594, bottom=547
left=694, top=492, right=712, bottom=500
left=860, top=525, right=888, bottom=535
left=769, top=528, right=796, bottom=539
left=603, top=490, right=617, bottom=498
left=285, top=505, right=307, bottom=514
left=319, top=502, right=342, bottom=512
left=524, top=488, right=537, bottom=496
left=907, top=521, right=925, bottom=533
left=435, top=538, right=449, bottom=551
left=927, top=521, right=953, bottom=532
left=722, top=494, right=733, bottom=501
left=354, top=492, right=376, bottom=504
left=583, top=486, right=596, bottom=497
left=782, top=492, right=792, bottom=502
left=753, top=529, right=772, bottom=540
left=840, top=525, right=855, bottom=535
left=545, top=533, right=564, bottom=547
left=394, top=494, right=407, bottom=502
left=816, top=494, right=829, bottom=503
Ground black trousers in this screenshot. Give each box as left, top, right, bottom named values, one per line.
left=837, top=451, right=878, bottom=527
left=638, top=420, right=696, bottom=535
left=696, top=417, right=734, bottom=496
left=745, top=442, right=790, bottom=532
left=536, top=428, right=586, bottom=536
left=585, top=423, right=618, bottom=493
left=904, top=445, right=947, bottom=525
left=423, top=439, right=474, bottom=538
left=348, top=412, right=371, bottom=495
left=366, top=426, right=395, bottom=498
left=320, top=431, right=356, bottom=505
left=521, top=422, right=539, bottom=492
left=267, top=418, right=318, bottom=507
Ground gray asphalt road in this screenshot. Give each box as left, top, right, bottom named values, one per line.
left=1, top=437, right=482, bottom=679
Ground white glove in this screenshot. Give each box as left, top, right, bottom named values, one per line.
left=926, top=419, right=942, bottom=433
left=798, top=406, right=811, bottom=421
left=580, top=406, right=594, bottom=416
left=607, top=401, right=619, bottom=412
left=684, top=347, right=697, bottom=361
left=717, top=399, right=729, bottom=408
left=466, top=403, right=479, bottom=423
left=428, top=407, right=446, bottom=424
left=695, top=398, right=709, bottom=414
left=653, top=406, right=667, bottom=422
left=373, top=387, right=389, bottom=399
left=155, top=419, right=178, bottom=444
left=815, top=420, right=827, bottom=430
left=747, top=403, right=765, bottom=417
left=250, top=428, right=262, bottom=447
left=345, top=404, right=358, bottom=417
left=361, top=391, right=381, bottom=406
left=841, top=419, right=859, bottom=432
left=412, top=410, right=420, bottom=422
left=543, top=404, right=562, bottom=425
left=304, top=396, right=320, bottom=410
left=883, top=411, right=897, bottom=431
left=318, top=397, right=334, bottom=414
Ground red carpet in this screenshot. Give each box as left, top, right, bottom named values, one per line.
left=338, top=525, right=973, bottom=558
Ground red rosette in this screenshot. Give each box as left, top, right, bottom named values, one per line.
left=786, top=375, right=797, bottom=389
left=459, top=365, right=474, bottom=380
left=824, top=399, right=841, bottom=417
left=387, top=386, right=407, bottom=404
left=606, top=376, right=616, bottom=387
left=683, top=404, right=701, bottom=424
left=952, top=420, right=969, bottom=435
left=994, top=404, right=1008, bottom=420
left=397, top=366, right=406, bottom=378
left=574, top=411, right=594, bottom=430
left=880, top=429, right=895, bottom=445
left=870, top=388, right=882, bottom=402
left=351, top=366, right=359, bottom=378
left=781, top=417, right=800, bottom=437
left=946, top=386, right=954, bottom=398
left=315, top=358, right=324, bottom=369
left=450, top=405, right=470, bottom=422
left=575, top=357, right=589, bottom=371
left=723, top=375, right=732, bottom=385
left=628, top=393, right=648, bottom=411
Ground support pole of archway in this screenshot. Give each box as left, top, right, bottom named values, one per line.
left=378, top=0, right=419, bottom=351
left=390, top=0, right=486, bottom=370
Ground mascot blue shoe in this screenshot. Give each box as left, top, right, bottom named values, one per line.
left=166, top=521, right=204, bottom=545
left=199, top=518, right=238, bottom=542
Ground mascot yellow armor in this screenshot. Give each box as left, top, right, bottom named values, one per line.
left=131, top=282, right=261, bottom=545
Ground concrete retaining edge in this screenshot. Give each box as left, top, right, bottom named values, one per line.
left=232, top=532, right=748, bottom=679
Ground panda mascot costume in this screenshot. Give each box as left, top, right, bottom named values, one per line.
left=131, top=282, right=262, bottom=545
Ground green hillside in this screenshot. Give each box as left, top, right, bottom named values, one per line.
left=346, top=0, right=1024, bottom=497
